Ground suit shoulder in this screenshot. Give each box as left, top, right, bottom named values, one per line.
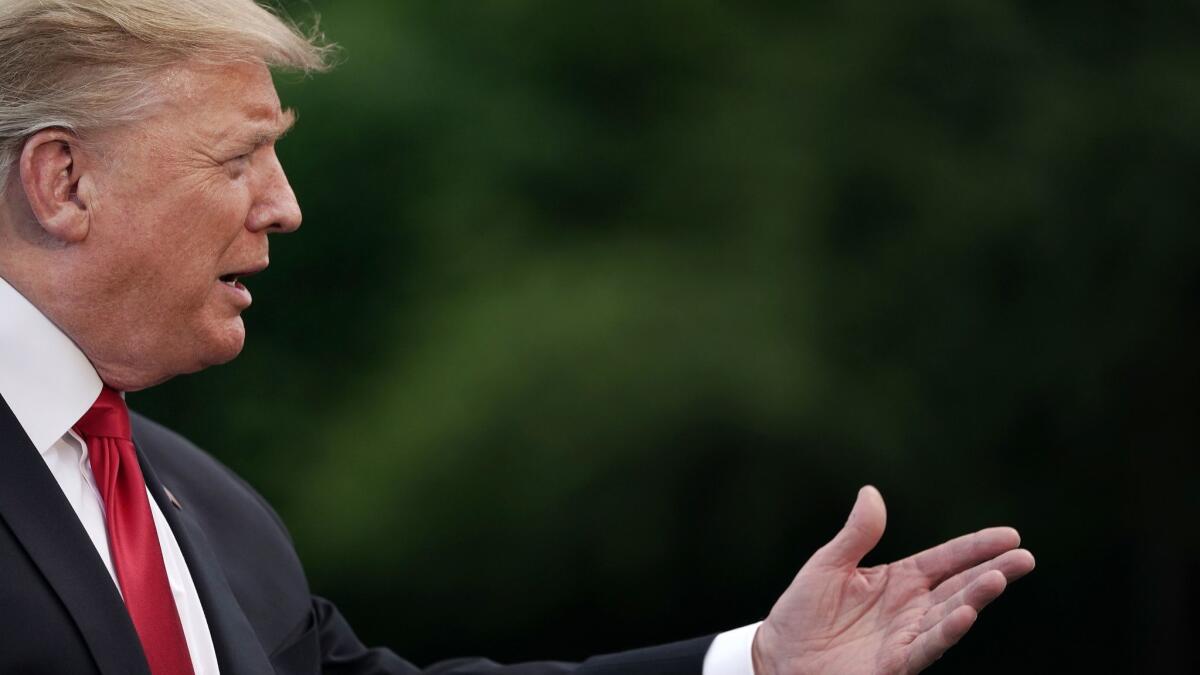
left=129, top=411, right=315, bottom=652
left=128, top=411, right=291, bottom=539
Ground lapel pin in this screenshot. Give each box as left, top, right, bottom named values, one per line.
left=164, top=487, right=183, bottom=510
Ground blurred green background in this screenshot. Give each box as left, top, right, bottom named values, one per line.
left=134, top=0, right=1200, bottom=672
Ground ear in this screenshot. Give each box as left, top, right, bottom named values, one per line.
left=18, top=128, right=92, bottom=243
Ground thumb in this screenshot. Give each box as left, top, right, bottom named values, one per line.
left=812, top=485, right=887, bottom=568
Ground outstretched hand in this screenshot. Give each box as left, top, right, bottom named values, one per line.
left=752, top=486, right=1034, bottom=675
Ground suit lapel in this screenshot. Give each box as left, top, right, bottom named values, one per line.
left=0, top=396, right=150, bottom=675
left=0, top=392, right=275, bottom=675
left=133, top=431, right=275, bottom=675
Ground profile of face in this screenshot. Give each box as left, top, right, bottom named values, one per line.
left=17, top=60, right=302, bottom=390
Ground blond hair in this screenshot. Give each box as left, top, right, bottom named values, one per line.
left=0, top=0, right=333, bottom=187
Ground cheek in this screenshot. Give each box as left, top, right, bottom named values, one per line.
left=111, top=229, right=240, bottom=325
left=85, top=162, right=255, bottom=363
left=160, top=196, right=251, bottom=277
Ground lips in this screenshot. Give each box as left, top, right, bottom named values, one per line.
left=218, top=260, right=268, bottom=288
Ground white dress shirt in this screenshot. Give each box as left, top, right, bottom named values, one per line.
left=0, top=275, right=758, bottom=674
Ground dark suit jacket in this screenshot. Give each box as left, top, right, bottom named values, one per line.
left=0, top=396, right=713, bottom=674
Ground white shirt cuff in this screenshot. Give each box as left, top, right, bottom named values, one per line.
left=702, top=621, right=762, bottom=675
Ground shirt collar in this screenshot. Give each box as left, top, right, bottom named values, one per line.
left=0, top=275, right=102, bottom=455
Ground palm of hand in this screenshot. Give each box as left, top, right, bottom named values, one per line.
left=753, top=488, right=1035, bottom=675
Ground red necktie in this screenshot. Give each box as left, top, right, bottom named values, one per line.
left=74, top=387, right=196, bottom=675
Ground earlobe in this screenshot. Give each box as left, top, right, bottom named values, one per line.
left=19, top=128, right=91, bottom=243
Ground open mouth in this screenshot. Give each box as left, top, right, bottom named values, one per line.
left=218, top=261, right=267, bottom=290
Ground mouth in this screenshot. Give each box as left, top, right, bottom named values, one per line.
left=218, top=260, right=268, bottom=289
left=217, top=260, right=267, bottom=307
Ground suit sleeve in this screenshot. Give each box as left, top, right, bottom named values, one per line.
left=127, top=413, right=714, bottom=675
left=310, top=595, right=715, bottom=675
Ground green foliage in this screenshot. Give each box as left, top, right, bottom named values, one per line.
left=137, top=0, right=1200, bottom=670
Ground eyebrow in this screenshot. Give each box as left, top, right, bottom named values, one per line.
left=244, top=108, right=297, bottom=149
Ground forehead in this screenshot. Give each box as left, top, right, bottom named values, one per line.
left=153, top=60, right=289, bottom=140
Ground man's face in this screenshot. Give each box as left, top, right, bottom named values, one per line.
left=71, top=60, right=301, bottom=387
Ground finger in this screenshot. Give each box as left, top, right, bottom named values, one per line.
left=929, top=548, right=1035, bottom=604
left=906, top=605, right=977, bottom=673
left=906, top=526, right=1022, bottom=585
left=919, top=569, right=1006, bottom=632
left=809, top=485, right=887, bottom=568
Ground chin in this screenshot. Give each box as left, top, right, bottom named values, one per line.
left=197, top=318, right=247, bottom=369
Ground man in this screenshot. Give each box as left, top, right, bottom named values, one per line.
left=0, top=1, right=1035, bottom=674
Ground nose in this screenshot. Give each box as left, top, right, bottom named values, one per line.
left=246, top=150, right=302, bottom=234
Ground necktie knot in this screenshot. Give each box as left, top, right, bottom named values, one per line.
left=74, top=386, right=131, bottom=441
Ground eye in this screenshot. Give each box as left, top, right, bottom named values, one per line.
left=224, top=151, right=253, bottom=176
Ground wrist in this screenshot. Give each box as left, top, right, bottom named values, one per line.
left=751, top=623, right=774, bottom=675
